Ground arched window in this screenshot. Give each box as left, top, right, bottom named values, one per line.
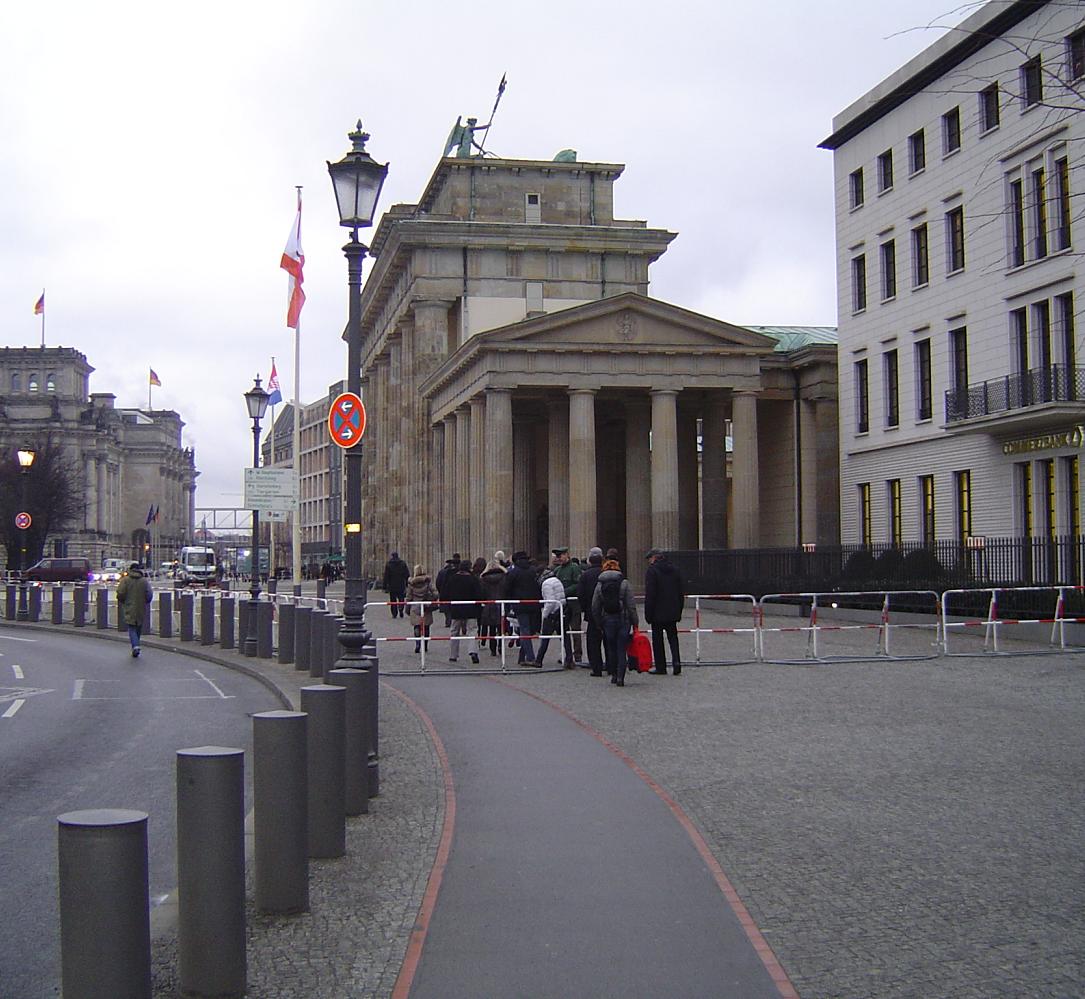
left=11, top=372, right=20, bottom=392
left=28, top=373, right=39, bottom=392
left=46, top=373, right=56, bottom=392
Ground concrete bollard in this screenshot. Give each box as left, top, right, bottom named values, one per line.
left=323, top=614, right=342, bottom=675
left=176, top=747, right=246, bottom=999
left=277, top=602, right=296, bottom=665
left=365, top=651, right=380, bottom=797
left=58, top=808, right=151, bottom=999
left=309, top=609, right=328, bottom=679
left=74, top=585, right=87, bottom=627
left=51, top=585, right=64, bottom=624
left=253, top=711, right=309, bottom=914
left=158, top=591, right=173, bottom=638
left=219, top=595, right=235, bottom=650
left=257, top=600, right=274, bottom=658
left=292, top=584, right=302, bottom=598
left=317, top=578, right=326, bottom=601
left=29, top=584, right=42, bottom=622
left=4, top=583, right=15, bottom=620
left=98, top=588, right=112, bottom=629
left=267, top=577, right=277, bottom=595
left=179, top=592, right=195, bottom=642
left=300, top=685, right=346, bottom=859
left=327, top=668, right=371, bottom=816
left=200, top=594, right=216, bottom=645
left=294, top=606, right=311, bottom=673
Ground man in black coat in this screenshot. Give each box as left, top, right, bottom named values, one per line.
left=576, top=547, right=605, bottom=676
left=445, top=559, right=482, bottom=663
left=382, top=551, right=410, bottom=618
left=503, top=551, right=543, bottom=664
left=435, top=553, right=460, bottom=627
left=644, top=548, right=685, bottom=675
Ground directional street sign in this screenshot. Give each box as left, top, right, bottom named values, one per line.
left=328, top=392, right=366, bottom=449
left=14, top=512, right=31, bottom=530
left=243, top=468, right=298, bottom=512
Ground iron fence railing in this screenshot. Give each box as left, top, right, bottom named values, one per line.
left=946, top=364, right=1085, bottom=422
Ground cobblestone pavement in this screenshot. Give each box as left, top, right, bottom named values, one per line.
left=19, top=591, right=1084, bottom=998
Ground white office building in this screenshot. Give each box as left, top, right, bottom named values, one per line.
left=822, top=0, right=1083, bottom=556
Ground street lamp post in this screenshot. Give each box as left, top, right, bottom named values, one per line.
left=327, top=122, right=388, bottom=675
left=244, top=377, right=270, bottom=656
left=16, top=447, right=36, bottom=622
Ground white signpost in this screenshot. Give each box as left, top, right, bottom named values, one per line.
left=244, top=468, right=298, bottom=513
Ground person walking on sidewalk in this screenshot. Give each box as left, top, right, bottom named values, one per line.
left=552, top=547, right=583, bottom=665
left=592, top=558, right=639, bottom=685
left=504, top=550, right=542, bottom=664
left=644, top=548, right=685, bottom=675
left=436, top=554, right=460, bottom=627
left=406, top=564, right=439, bottom=653
left=382, top=551, right=411, bottom=619
left=577, top=547, right=605, bottom=675
left=445, top=559, right=482, bottom=664
left=117, top=563, right=152, bottom=658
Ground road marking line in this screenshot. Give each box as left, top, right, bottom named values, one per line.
left=0, top=635, right=36, bottom=643
left=73, top=679, right=85, bottom=700
left=2, top=699, right=25, bottom=718
left=12, top=665, right=24, bottom=680
left=193, top=669, right=234, bottom=699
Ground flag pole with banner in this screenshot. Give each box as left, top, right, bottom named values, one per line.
left=34, top=290, right=45, bottom=347
left=281, top=187, right=304, bottom=585
left=148, top=368, right=161, bottom=410
left=267, top=358, right=282, bottom=579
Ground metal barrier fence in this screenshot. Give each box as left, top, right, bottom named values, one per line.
left=941, top=585, right=1085, bottom=656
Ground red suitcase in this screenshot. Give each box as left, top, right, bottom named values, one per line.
left=627, top=627, right=653, bottom=673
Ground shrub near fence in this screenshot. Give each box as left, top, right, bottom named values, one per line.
left=670, top=538, right=1085, bottom=606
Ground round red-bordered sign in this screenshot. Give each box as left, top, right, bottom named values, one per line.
left=15, top=511, right=31, bottom=530
left=328, top=392, right=366, bottom=448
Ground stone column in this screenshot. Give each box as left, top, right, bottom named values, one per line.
left=85, top=456, right=98, bottom=534
left=455, top=407, right=471, bottom=556
left=513, top=417, right=535, bottom=553
left=547, top=398, right=570, bottom=551
left=798, top=397, right=818, bottom=546
left=625, top=398, right=651, bottom=583
left=430, top=422, right=445, bottom=573
left=388, top=334, right=403, bottom=553
left=650, top=389, right=679, bottom=550
left=677, top=405, right=699, bottom=549
left=731, top=391, right=760, bottom=548
left=485, top=389, right=514, bottom=556
left=96, top=459, right=107, bottom=534
left=701, top=394, right=729, bottom=549
left=568, top=389, right=598, bottom=558
left=442, top=416, right=457, bottom=558
left=470, top=395, right=486, bottom=557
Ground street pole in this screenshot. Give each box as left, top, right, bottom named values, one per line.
left=243, top=379, right=269, bottom=657
left=16, top=449, right=35, bottom=621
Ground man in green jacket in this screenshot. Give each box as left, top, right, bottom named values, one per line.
left=116, top=563, right=153, bottom=658
left=552, top=548, right=583, bottom=665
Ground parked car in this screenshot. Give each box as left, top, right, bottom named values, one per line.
left=93, top=557, right=128, bottom=583
left=24, top=557, right=94, bottom=583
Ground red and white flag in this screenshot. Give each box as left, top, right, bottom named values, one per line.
left=280, top=192, right=305, bottom=329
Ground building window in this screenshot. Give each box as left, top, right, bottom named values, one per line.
left=1009, top=178, right=1026, bottom=266
left=942, top=106, right=961, bottom=154
left=1015, top=466, right=1032, bottom=542
left=912, top=222, right=929, bottom=287
left=908, top=129, right=926, bottom=174
left=1031, top=167, right=1048, bottom=259
left=859, top=483, right=872, bottom=547
left=878, top=149, right=894, bottom=192
left=920, top=474, right=936, bottom=544
left=855, top=358, right=869, bottom=434
left=955, top=469, right=972, bottom=546
left=880, top=239, right=897, bottom=300
left=1042, top=458, right=1056, bottom=540
left=1054, top=156, right=1071, bottom=250
left=11, top=372, right=20, bottom=392
left=1065, top=455, right=1080, bottom=542
left=884, top=349, right=899, bottom=428
left=1012, top=307, right=1029, bottom=376
left=849, top=168, right=864, bottom=209
left=852, top=254, right=867, bottom=312
left=979, top=83, right=1000, bottom=132
left=1070, top=27, right=1085, bottom=81
left=525, top=192, right=541, bottom=223
left=888, top=479, right=903, bottom=547
left=1057, top=292, right=1076, bottom=373
left=46, top=373, right=56, bottom=392
left=28, top=373, right=39, bottom=392
left=1021, top=55, right=1043, bottom=107
left=946, top=206, right=965, bottom=273
left=916, top=338, right=933, bottom=421
left=949, top=327, right=969, bottom=401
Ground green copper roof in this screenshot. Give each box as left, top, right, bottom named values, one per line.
left=741, top=326, right=838, bottom=353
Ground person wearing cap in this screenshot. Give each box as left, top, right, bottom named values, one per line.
left=382, top=551, right=411, bottom=619
left=551, top=547, right=583, bottom=665
left=576, top=549, right=606, bottom=675
left=116, top=562, right=153, bottom=659
left=644, top=548, right=685, bottom=675
left=503, top=550, right=543, bottom=664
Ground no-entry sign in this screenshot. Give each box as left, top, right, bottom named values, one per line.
left=328, top=392, right=366, bottom=448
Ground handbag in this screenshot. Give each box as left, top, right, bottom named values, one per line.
left=627, top=627, right=653, bottom=673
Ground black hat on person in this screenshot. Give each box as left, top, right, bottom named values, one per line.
left=512, top=550, right=528, bottom=562
left=646, top=548, right=663, bottom=559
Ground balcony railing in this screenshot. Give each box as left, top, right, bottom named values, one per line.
left=945, top=364, right=1085, bottom=423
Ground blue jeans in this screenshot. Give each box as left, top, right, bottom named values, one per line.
left=515, top=610, right=536, bottom=662
left=601, top=614, right=629, bottom=681
left=127, top=623, right=142, bottom=650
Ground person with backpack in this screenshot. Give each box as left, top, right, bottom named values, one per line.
left=577, top=547, right=605, bottom=676
left=591, top=558, right=639, bottom=686
left=644, top=547, right=685, bottom=675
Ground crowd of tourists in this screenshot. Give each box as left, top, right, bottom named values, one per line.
left=380, top=544, right=685, bottom=687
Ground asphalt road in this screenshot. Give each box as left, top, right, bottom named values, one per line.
left=0, top=629, right=281, bottom=999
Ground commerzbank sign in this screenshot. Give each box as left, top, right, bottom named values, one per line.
left=1002, top=425, right=1085, bottom=456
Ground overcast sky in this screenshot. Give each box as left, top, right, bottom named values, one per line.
left=1, top=0, right=974, bottom=508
